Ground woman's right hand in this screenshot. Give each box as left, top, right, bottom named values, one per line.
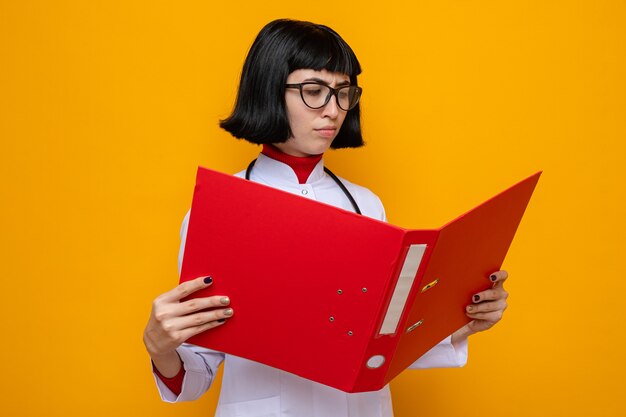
left=143, top=276, right=233, bottom=376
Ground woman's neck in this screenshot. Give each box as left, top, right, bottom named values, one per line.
left=262, top=144, right=323, bottom=184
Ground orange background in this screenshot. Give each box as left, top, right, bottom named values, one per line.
left=1, top=1, right=624, bottom=416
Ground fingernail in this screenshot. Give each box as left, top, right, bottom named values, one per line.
left=224, top=308, right=233, bottom=317
left=490, top=274, right=497, bottom=282
left=220, top=297, right=230, bottom=305
left=467, top=305, right=474, bottom=312
left=217, top=318, right=226, bottom=323
left=473, top=294, right=480, bottom=302
left=204, top=276, right=213, bottom=284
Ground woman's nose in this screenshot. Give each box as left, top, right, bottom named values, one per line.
left=321, top=94, right=340, bottom=118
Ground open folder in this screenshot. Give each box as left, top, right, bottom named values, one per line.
left=180, top=167, right=541, bottom=393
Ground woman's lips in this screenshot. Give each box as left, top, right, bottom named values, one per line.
left=315, top=127, right=337, bottom=138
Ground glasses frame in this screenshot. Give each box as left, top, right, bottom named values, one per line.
left=285, top=82, right=363, bottom=111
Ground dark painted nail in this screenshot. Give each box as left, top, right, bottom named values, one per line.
left=473, top=294, right=480, bottom=302
left=204, top=276, right=213, bottom=284
left=490, top=274, right=497, bottom=282
left=217, top=318, right=226, bottom=323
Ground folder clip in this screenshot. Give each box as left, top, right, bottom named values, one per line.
left=421, top=279, right=439, bottom=293
left=406, top=319, right=424, bottom=333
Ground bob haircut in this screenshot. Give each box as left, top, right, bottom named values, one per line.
left=220, top=19, right=364, bottom=148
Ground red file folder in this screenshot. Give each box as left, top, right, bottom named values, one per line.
left=180, top=167, right=541, bottom=393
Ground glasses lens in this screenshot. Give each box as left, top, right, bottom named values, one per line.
left=300, top=84, right=331, bottom=109
left=299, top=84, right=362, bottom=110
left=337, top=86, right=361, bottom=110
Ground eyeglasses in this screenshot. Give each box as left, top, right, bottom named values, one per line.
left=285, top=82, right=362, bottom=111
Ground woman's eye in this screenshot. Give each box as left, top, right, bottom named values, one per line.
left=304, top=88, right=323, bottom=97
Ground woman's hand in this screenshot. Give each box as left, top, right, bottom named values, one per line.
left=143, top=276, right=233, bottom=376
left=452, top=270, right=509, bottom=344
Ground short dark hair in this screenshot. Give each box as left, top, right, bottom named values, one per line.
left=220, top=19, right=364, bottom=148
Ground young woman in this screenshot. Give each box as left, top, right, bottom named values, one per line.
left=143, top=19, right=509, bottom=417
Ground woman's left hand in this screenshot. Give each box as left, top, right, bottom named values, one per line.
left=452, top=270, right=509, bottom=343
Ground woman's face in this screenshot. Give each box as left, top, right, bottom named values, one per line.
left=274, top=69, right=351, bottom=157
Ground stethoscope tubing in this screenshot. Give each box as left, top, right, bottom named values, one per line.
left=245, top=159, right=362, bottom=215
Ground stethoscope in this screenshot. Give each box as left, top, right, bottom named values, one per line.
left=245, top=159, right=362, bottom=215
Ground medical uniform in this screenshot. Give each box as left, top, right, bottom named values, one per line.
left=153, top=153, right=468, bottom=417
